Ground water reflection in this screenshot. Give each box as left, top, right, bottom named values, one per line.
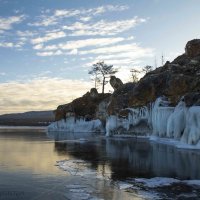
left=48, top=131, right=200, bottom=180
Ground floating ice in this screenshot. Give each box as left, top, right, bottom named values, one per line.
left=135, top=177, right=180, bottom=188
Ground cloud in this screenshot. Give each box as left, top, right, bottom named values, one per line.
left=0, top=42, right=14, bottom=47
left=63, top=17, right=146, bottom=36
left=54, top=5, right=128, bottom=17
left=79, top=43, right=154, bottom=56
left=35, top=37, right=125, bottom=55
left=31, top=31, right=66, bottom=44
left=36, top=50, right=63, bottom=56
left=16, top=30, right=36, bottom=37
left=29, top=5, right=129, bottom=27
left=0, top=15, right=25, bottom=33
left=0, top=77, right=91, bottom=114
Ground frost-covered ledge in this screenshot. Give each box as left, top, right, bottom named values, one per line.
left=106, top=97, right=200, bottom=145
left=48, top=116, right=104, bottom=133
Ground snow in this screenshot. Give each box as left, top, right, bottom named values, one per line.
left=48, top=117, right=103, bottom=133
left=135, top=177, right=180, bottom=188
left=183, top=180, right=200, bottom=186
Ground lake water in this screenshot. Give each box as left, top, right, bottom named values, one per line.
left=0, top=127, right=200, bottom=200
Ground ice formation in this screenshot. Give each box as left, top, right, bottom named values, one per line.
left=47, top=95, right=200, bottom=145
left=106, top=107, right=149, bottom=136
left=106, top=96, right=200, bottom=145
left=48, top=116, right=103, bottom=133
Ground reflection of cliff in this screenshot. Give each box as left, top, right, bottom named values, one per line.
left=53, top=139, right=107, bottom=171
left=52, top=133, right=200, bottom=180
left=106, top=139, right=200, bottom=180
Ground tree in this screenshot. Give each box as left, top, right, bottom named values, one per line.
left=142, top=65, right=153, bottom=74
left=89, top=61, right=118, bottom=93
left=89, top=69, right=101, bottom=89
left=130, top=68, right=140, bottom=83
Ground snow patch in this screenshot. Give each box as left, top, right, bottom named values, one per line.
left=135, top=177, right=180, bottom=188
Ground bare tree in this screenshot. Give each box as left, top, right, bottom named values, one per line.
left=89, top=61, right=118, bottom=93
left=142, top=65, right=153, bottom=74
left=130, top=68, right=140, bottom=83
left=89, top=69, right=101, bottom=89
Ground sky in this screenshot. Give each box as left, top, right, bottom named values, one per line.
left=0, top=0, right=199, bottom=114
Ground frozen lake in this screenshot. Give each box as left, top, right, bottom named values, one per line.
left=0, top=127, right=200, bottom=199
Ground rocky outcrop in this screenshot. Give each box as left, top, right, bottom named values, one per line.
left=185, top=39, right=200, bottom=57
left=107, top=39, right=200, bottom=114
left=107, top=82, right=136, bottom=115
left=110, top=76, right=123, bottom=91
left=55, top=89, right=110, bottom=121
left=49, top=39, right=200, bottom=145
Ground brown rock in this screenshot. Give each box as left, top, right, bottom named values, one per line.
left=54, top=90, right=111, bottom=121
left=184, top=92, right=200, bottom=106
left=110, top=76, right=123, bottom=91
left=185, top=39, right=200, bottom=57
left=90, top=88, right=98, bottom=99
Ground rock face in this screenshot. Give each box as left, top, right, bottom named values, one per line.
left=110, top=76, right=123, bottom=91
left=90, top=88, right=98, bottom=99
left=107, top=82, right=136, bottom=115
left=185, top=39, right=200, bottom=57
left=128, top=40, right=200, bottom=107
left=55, top=90, right=110, bottom=121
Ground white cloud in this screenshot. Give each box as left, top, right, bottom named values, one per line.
left=28, top=15, right=58, bottom=27
left=62, top=17, right=146, bottom=36
left=29, top=5, right=129, bottom=27
left=36, top=50, right=63, bottom=56
left=31, top=31, right=66, bottom=44
left=0, top=77, right=91, bottom=114
left=79, top=16, right=91, bottom=22
left=36, top=51, right=55, bottom=56
left=0, top=42, right=14, bottom=48
left=36, top=37, right=125, bottom=53
left=54, top=5, right=128, bottom=18
left=79, top=43, right=154, bottom=55
left=33, top=43, right=43, bottom=50
left=16, top=30, right=36, bottom=37
left=0, top=15, right=25, bottom=33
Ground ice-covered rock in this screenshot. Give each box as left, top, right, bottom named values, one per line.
left=48, top=117, right=104, bottom=133
left=167, top=100, right=187, bottom=139
left=151, top=97, right=174, bottom=137
left=181, top=106, right=200, bottom=145
left=106, top=96, right=200, bottom=146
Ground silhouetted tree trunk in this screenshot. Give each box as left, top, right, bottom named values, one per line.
left=102, top=76, right=105, bottom=93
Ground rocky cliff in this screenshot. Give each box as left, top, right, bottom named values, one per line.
left=49, top=39, right=200, bottom=145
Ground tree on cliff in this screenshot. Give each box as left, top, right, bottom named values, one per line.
left=89, top=61, right=118, bottom=93
left=142, top=65, right=153, bottom=74
left=89, top=68, right=101, bottom=89
left=130, top=68, right=140, bottom=83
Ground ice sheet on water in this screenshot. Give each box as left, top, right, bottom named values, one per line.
left=135, top=177, right=180, bottom=188
left=183, top=180, right=200, bottom=186
left=65, top=184, right=103, bottom=200
left=57, top=159, right=96, bottom=177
